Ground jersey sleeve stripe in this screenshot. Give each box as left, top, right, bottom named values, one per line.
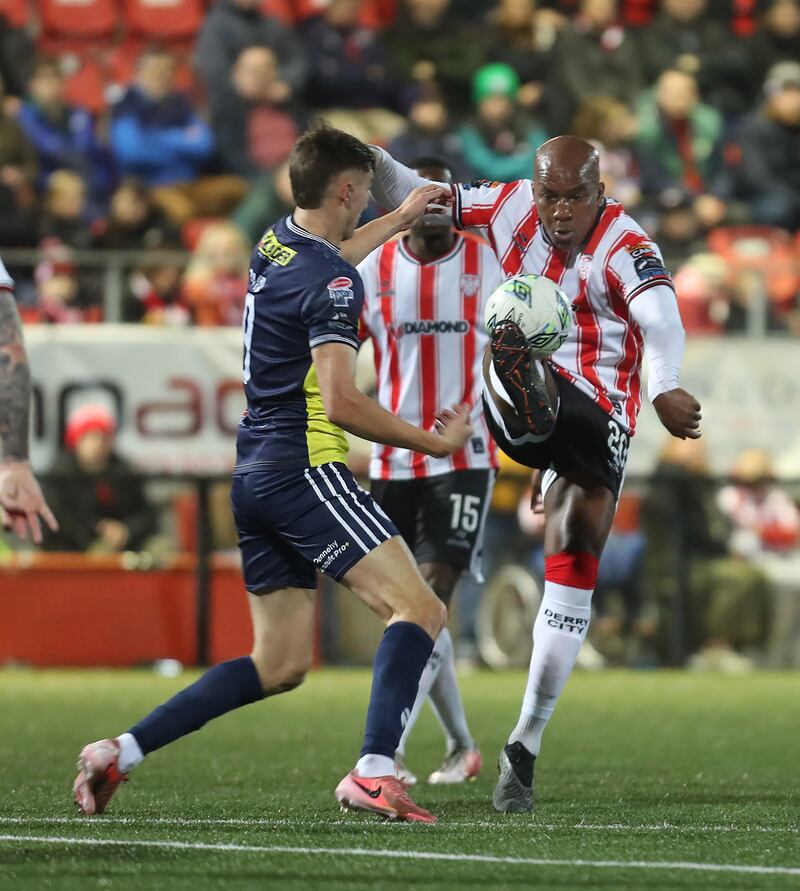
left=626, top=277, right=675, bottom=303
left=308, top=334, right=359, bottom=349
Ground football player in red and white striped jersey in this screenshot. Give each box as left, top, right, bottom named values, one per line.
left=358, top=158, right=503, bottom=786
left=369, top=136, right=702, bottom=811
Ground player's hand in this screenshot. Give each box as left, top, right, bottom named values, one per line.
left=394, top=183, right=451, bottom=230
left=0, top=461, right=58, bottom=545
left=654, top=388, right=702, bottom=440
left=432, top=403, right=473, bottom=457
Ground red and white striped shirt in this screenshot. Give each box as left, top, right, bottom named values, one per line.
left=358, top=232, right=502, bottom=480
left=454, top=181, right=675, bottom=433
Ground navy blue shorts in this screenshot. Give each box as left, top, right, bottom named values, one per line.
left=231, top=462, right=398, bottom=592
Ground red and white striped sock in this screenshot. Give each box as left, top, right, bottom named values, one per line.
left=509, top=552, right=598, bottom=756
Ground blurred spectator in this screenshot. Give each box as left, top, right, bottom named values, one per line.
left=483, top=0, right=561, bottom=116
left=95, top=179, right=181, bottom=251
left=734, top=61, right=800, bottom=229
left=652, top=194, right=709, bottom=266
left=387, top=87, right=470, bottom=179
left=182, top=222, right=250, bottom=326
left=636, top=69, right=728, bottom=227
left=637, top=0, right=749, bottom=115
left=748, top=0, right=800, bottom=86
left=17, top=57, right=111, bottom=206
left=0, top=75, right=38, bottom=248
left=111, top=46, right=246, bottom=225
left=546, top=0, right=642, bottom=132
left=640, top=437, right=771, bottom=671
left=232, top=159, right=294, bottom=243
left=302, top=0, right=408, bottom=144
left=719, top=448, right=800, bottom=667
left=124, top=258, right=191, bottom=326
left=39, top=170, right=94, bottom=250
left=43, top=405, right=158, bottom=553
left=458, top=63, right=547, bottom=182
left=671, top=252, right=728, bottom=333
left=210, top=46, right=302, bottom=179
left=571, top=95, right=641, bottom=209
left=720, top=449, right=800, bottom=555
left=385, top=0, right=484, bottom=117
left=26, top=250, right=102, bottom=324
left=195, top=0, right=308, bottom=115
left=0, top=13, right=35, bottom=102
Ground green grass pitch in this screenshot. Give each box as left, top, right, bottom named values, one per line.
left=1, top=668, right=798, bottom=890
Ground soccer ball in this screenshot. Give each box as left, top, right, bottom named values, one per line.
left=484, top=274, right=573, bottom=358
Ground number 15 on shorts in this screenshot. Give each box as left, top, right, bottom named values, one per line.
left=450, top=494, right=481, bottom=533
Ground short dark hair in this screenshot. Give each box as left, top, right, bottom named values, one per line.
left=408, top=156, right=454, bottom=177
left=289, top=125, right=375, bottom=209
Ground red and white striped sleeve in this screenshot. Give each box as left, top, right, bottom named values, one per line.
left=453, top=180, right=529, bottom=232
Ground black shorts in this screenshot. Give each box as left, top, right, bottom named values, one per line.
left=370, top=469, right=494, bottom=580
left=231, top=462, right=398, bottom=592
left=483, top=372, right=630, bottom=499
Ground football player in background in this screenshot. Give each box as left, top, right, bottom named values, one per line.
left=359, top=157, right=503, bottom=785
left=73, top=126, right=472, bottom=824
left=0, top=255, right=58, bottom=543
left=368, top=135, right=702, bottom=812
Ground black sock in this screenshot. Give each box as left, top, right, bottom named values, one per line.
left=359, top=622, right=434, bottom=759
left=129, top=656, right=264, bottom=755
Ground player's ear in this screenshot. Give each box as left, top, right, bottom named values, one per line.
left=338, top=179, right=354, bottom=209
left=598, top=181, right=606, bottom=201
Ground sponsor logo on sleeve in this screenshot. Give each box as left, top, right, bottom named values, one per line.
left=624, top=242, right=668, bottom=281
left=327, top=276, right=355, bottom=307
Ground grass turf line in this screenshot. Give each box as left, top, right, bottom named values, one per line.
left=0, top=668, right=798, bottom=890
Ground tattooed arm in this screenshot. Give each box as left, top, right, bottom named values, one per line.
left=0, top=279, right=58, bottom=543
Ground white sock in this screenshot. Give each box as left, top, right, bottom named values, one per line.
left=428, top=629, right=474, bottom=751
left=395, top=631, right=447, bottom=757
left=509, top=581, right=593, bottom=756
left=355, top=754, right=396, bottom=778
left=116, top=732, right=144, bottom=774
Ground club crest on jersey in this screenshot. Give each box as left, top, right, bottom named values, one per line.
left=578, top=254, right=593, bottom=281
left=327, top=276, right=354, bottom=307
left=461, top=274, right=480, bottom=297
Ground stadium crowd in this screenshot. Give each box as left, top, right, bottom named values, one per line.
left=0, top=0, right=799, bottom=329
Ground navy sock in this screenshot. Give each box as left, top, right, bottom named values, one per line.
left=360, top=622, right=434, bottom=759
left=129, top=656, right=264, bottom=755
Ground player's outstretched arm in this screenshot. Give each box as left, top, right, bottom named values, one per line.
left=312, top=342, right=471, bottom=458
left=340, top=183, right=450, bottom=267
left=368, top=145, right=450, bottom=213
left=0, top=288, right=58, bottom=543
left=628, top=284, right=702, bottom=440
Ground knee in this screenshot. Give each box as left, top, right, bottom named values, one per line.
left=250, top=648, right=311, bottom=696
left=402, top=587, right=447, bottom=639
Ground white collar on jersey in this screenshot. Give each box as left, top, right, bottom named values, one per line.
left=286, top=216, right=341, bottom=253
